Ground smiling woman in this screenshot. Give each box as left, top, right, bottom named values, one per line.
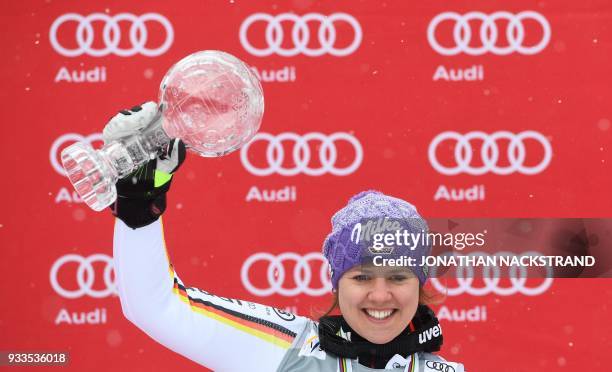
left=113, top=189, right=464, bottom=370
left=109, top=106, right=464, bottom=372
left=334, top=266, right=421, bottom=343
left=305, top=191, right=464, bottom=371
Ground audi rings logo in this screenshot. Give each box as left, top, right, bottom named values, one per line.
left=241, top=252, right=332, bottom=297
left=429, top=251, right=554, bottom=296
left=50, top=254, right=117, bottom=299
left=50, top=13, right=173, bottom=57
left=427, top=11, right=551, bottom=55
left=428, top=131, right=552, bottom=175
left=50, top=133, right=103, bottom=176
left=239, top=13, right=362, bottom=57
left=240, top=132, right=363, bottom=176
left=426, top=361, right=455, bottom=372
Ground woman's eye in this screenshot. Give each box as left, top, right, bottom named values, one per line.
left=353, top=275, right=370, bottom=281
left=389, top=275, right=407, bottom=282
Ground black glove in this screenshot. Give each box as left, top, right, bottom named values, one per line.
left=102, top=102, right=187, bottom=228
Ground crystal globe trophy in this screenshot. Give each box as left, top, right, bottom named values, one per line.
left=61, top=50, right=264, bottom=211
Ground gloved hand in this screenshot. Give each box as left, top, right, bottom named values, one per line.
left=103, top=102, right=186, bottom=229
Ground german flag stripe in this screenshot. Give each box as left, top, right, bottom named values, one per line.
left=158, top=219, right=296, bottom=349
left=172, top=275, right=296, bottom=341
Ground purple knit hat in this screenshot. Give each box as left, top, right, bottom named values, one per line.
left=322, top=190, right=431, bottom=289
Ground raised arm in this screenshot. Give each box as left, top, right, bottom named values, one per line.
left=113, top=217, right=308, bottom=370
left=104, top=103, right=310, bottom=371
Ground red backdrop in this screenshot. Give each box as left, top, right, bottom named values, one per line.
left=1, top=0, right=611, bottom=371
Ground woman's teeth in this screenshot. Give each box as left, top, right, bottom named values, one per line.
left=365, top=309, right=394, bottom=320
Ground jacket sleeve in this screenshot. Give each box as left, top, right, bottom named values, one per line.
left=113, top=218, right=310, bottom=371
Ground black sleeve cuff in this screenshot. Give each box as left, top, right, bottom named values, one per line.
left=110, top=194, right=167, bottom=229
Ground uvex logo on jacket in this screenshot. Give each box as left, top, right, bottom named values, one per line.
left=418, top=324, right=442, bottom=344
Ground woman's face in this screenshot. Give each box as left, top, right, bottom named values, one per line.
left=337, top=264, right=419, bottom=344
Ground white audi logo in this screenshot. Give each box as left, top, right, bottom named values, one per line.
left=429, top=251, right=554, bottom=296
left=428, top=131, right=552, bottom=175
left=50, top=254, right=117, bottom=299
left=240, top=132, right=363, bottom=176
left=427, top=11, right=551, bottom=55
left=239, top=13, right=362, bottom=57
left=50, top=12, right=173, bottom=57
left=50, top=133, right=103, bottom=176
left=241, top=252, right=332, bottom=297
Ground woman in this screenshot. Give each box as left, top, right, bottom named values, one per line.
left=108, top=103, right=465, bottom=371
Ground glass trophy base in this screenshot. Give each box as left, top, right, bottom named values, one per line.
left=61, top=142, right=117, bottom=212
